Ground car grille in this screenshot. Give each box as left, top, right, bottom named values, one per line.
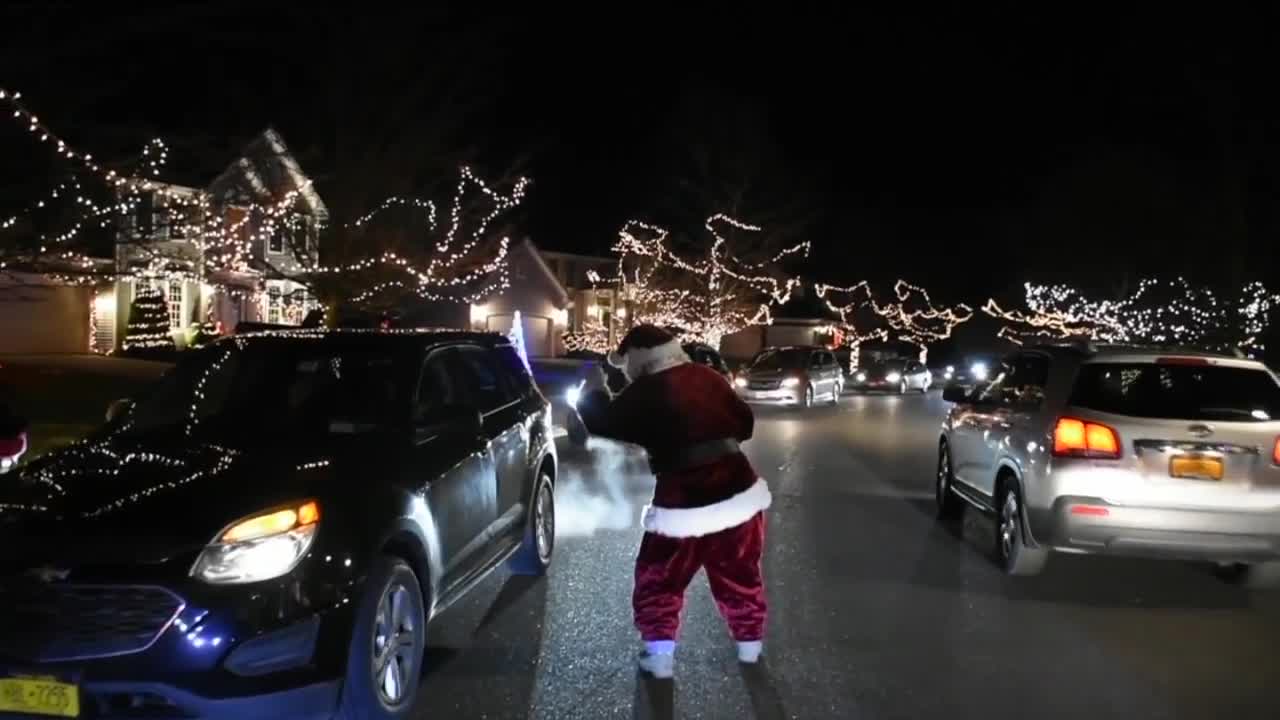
left=749, top=379, right=780, bottom=390
left=0, top=583, right=183, bottom=662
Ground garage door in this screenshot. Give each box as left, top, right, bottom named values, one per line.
left=486, top=313, right=552, bottom=358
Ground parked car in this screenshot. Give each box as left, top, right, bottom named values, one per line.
left=0, top=329, right=557, bottom=719
left=733, top=346, right=843, bottom=408
left=937, top=344, right=1280, bottom=588
left=683, top=342, right=731, bottom=380
left=851, top=358, right=932, bottom=393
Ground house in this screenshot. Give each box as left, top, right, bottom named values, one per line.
left=720, top=285, right=843, bottom=362
left=88, top=128, right=325, bottom=353
left=444, top=241, right=624, bottom=358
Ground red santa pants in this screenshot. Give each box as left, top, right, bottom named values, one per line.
left=633, top=512, right=767, bottom=642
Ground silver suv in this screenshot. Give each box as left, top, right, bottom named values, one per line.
left=938, top=345, right=1280, bottom=588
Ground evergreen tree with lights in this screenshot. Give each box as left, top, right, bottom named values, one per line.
left=121, top=287, right=175, bottom=358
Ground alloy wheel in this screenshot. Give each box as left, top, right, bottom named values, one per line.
left=936, top=448, right=950, bottom=508
left=804, top=386, right=814, bottom=408
left=534, top=480, right=555, bottom=564
left=372, top=581, right=418, bottom=708
left=999, top=492, right=1020, bottom=562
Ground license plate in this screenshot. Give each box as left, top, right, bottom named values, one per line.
left=0, top=676, right=80, bottom=717
left=1170, top=455, right=1224, bottom=481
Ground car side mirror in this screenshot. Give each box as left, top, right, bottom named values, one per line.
left=106, top=398, right=134, bottom=423
left=942, top=385, right=969, bottom=403
left=415, top=404, right=484, bottom=441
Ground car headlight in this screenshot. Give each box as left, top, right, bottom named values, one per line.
left=885, top=372, right=902, bottom=383
left=780, top=377, right=801, bottom=388
left=565, top=380, right=584, bottom=408
left=192, top=500, right=320, bottom=584
left=855, top=372, right=866, bottom=382
left=733, top=376, right=748, bottom=388
left=971, top=362, right=989, bottom=381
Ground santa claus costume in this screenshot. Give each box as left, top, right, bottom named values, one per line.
left=576, top=324, right=771, bottom=679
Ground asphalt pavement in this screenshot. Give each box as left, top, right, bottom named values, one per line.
left=412, top=390, right=1280, bottom=719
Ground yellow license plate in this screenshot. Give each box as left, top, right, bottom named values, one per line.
left=0, top=676, right=80, bottom=717
left=1170, top=455, right=1224, bottom=481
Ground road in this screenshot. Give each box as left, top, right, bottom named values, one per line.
left=413, top=390, right=1280, bottom=719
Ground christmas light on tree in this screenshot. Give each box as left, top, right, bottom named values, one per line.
left=816, top=280, right=972, bottom=364
left=1, top=87, right=527, bottom=321
left=983, top=278, right=1279, bottom=355
left=121, top=287, right=174, bottom=356
left=588, top=216, right=807, bottom=348
left=562, top=317, right=612, bottom=355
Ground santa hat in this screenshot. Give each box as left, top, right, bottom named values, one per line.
left=608, top=324, right=690, bottom=378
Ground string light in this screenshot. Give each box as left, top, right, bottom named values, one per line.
left=2, top=88, right=528, bottom=319
left=816, top=280, right=972, bottom=363
left=587, top=216, right=808, bottom=348
left=121, top=287, right=174, bottom=351
left=562, top=316, right=612, bottom=354
left=984, top=278, right=1280, bottom=355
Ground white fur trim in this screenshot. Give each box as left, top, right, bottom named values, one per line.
left=621, top=338, right=689, bottom=379
left=641, top=478, right=771, bottom=538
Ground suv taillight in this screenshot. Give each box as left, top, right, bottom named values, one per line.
left=1053, top=417, right=1121, bottom=459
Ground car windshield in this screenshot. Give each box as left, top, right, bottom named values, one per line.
left=117, top=340, right=410, bottom=442
left=1070, top=362, right=1280, bottom=421
left=870, top=360, right=907, bottom=373
left=750, top=349, right=808, bottom=371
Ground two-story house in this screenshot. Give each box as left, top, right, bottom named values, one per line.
left=90, top=128, right=325, bottom=353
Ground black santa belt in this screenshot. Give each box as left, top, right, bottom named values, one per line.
left=648, top=439, right=741, bottom=475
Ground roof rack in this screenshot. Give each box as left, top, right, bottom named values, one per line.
left=1086, top=343, right=1250, bottom=359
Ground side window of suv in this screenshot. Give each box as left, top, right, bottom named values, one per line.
left=415, top=349, right=464, bottom=422
left=491, top=345, right=533, bottom=399
left=988, top=353, right=1051, bottom=407
left=453, top=346, right=516, bottom=413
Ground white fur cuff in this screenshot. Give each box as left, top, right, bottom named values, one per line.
left=641, top=479, right=772, bottom=538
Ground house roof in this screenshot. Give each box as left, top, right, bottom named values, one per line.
left=209, top=128, right=328, bottom=220
left=519, top=238, right=570, bottom=308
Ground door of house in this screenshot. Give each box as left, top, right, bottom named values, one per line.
left=485, top=314, right=552, bottom=358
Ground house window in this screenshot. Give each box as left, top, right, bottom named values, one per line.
left=136, top=193, right=155, bottom=236
left=168, top=204, right=186, bottom=240
left=167, top=279, right=183, bottom=329
left=268, top=285, right=282, bottom=324
left=268, top=224, right=284, bottom=254
left=290, top=217, right=308, bottom=253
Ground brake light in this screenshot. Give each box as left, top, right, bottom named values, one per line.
left=1156, top=356, right=1211, bottom=366
left=1272, top=437, right=1280, bottom=466
left=1070, top=504, right=1110, bottom=517
left=1053, top=417, right=1121, bottom=459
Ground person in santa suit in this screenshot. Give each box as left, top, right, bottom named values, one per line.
left=575, top=324, right=771, bottom=679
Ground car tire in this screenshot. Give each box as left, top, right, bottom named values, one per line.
left=828, top=381, right=841, bottom=406
left=935, top=442, right=964, bottom=523
left=994, top=482, right=1048, bottom=576
left=1216, top=561, right=1280, bottom=590
left=336, top=556, right=427, bottom=720
left=802, top=385, right=814, bottom=409
left=898, top=380, right=907, bottom=395
left=508, top=471, right=555, bottom=575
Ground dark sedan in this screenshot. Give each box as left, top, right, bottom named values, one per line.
left=0, top=329, right=557, bottom=720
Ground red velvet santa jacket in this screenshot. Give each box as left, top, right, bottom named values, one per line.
left=576, top=340, right=771, bottom=538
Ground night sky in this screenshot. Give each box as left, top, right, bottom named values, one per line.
left=3, top=3, right=1278, bottom=305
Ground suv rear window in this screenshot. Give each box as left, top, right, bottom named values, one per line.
left=1070, top=362, right=1280, bottom=422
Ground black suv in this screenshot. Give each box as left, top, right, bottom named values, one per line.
left=0, top=330, right=556, bottom=720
